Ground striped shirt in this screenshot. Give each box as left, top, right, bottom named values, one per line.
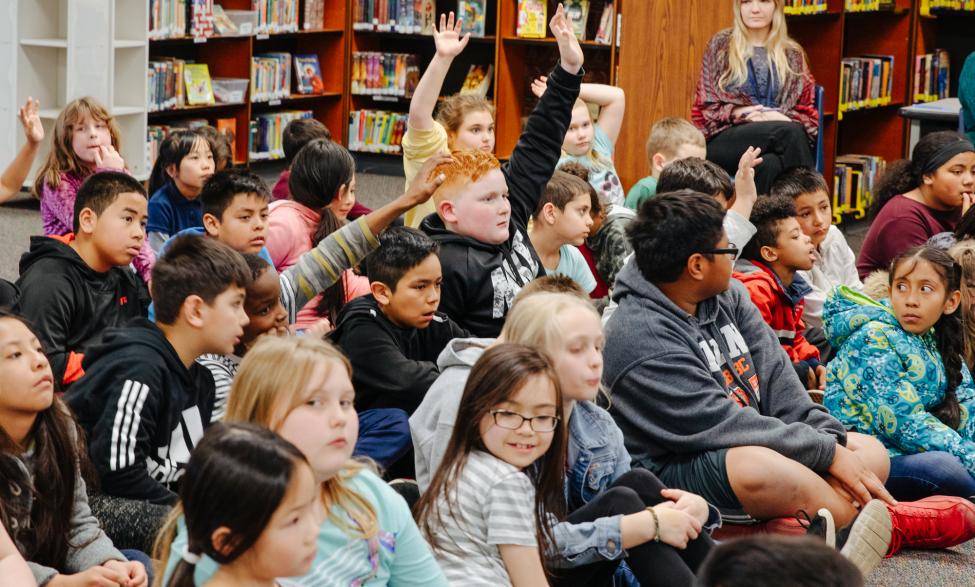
left=427, top=450, right=537, bottom=586
left=195, top=353, right=240, bottom=422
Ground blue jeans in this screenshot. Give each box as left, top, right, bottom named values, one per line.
left=354, top=408, right=411, bottom=469
left=121, top=549, right=154, bottom=586
left=886, top=451, right=975, bottom=501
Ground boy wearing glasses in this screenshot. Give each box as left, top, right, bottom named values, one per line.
left=603, top=192, right=897, bottom=570
left=734, top=194, right=824, bottom=392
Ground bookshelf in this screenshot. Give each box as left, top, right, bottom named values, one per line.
left=912, top=2, right=975, bottom=106
left=145, top=0, right=348, bottom=168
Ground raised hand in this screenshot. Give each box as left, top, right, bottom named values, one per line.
left=18, top=97, right=43, bottom=145
left=530, top=76, right=548, bottom=99
left=549, top=3, right=583, bottom=74
left=434, top=12, right=471, bottom=58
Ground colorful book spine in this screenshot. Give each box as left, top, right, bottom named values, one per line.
left=251, top=53, right=293, bottom=102
left=353, top=0, right=436, bottom=34
left=252, top=0, right=299, bottom=34
left=348, top=110, right=409, bottom=154
left=913, top=50, right=951, bottom=103
left=783, top=0, right=829, bottom=15
left=249, top=110, right=313, bottom=160
left=149, top=0, right=189, bottom=39
left=351, top=52, right=420, bottom=97
left=837, top=55, right=894, bottom=118
left=833, top=155, right=886, bottom=223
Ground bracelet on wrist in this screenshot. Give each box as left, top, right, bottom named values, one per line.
left=646, top=506, right=661, bottom=543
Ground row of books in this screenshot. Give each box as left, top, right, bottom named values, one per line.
left=845, top=0, right=895, bottom=11
left=914, top=51, right=951, bottom=103
left=252, top=53, right=293, bottom=102
left=148, top=59, right=221, bottom=110
left=149, top=0, right=188, bottom=39
left=838, top=55, right=894, bottom=117
left=517, top=0, right=615, bottom=43
left=252, top=0, right=299, bottom=34
left=348, top=110, right=408, bottom=154
left=352, top=0, right=437, bottom=34
left=147, top=118, right=235, bottom=169
left=920, top=0, right=975, bottom=14
left=351, top=53, right=419, bottom=97
left=250, top=110, right=313, bottom=160
left=833, top=155, right=886, bottom=223
left=783, top=0, right=828, bottom=14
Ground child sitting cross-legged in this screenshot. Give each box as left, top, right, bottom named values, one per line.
left=421, top=4, right=584, bottom=337
left=771, top=166, right=863, bottom=358
left=16, top=171, right=150, bottom=387
left=734, top=194, right=824, bottom=391
left=528, top=170, right=598, bottom=294
left=66, top=236, right=251, bottom=552
left=331, top=227, right=469, bottom=417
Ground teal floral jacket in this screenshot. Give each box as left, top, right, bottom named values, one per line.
left=823, top=286, right=975, bottom=475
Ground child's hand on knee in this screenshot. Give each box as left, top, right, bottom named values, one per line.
left=653, top=503, right=703, bottom=549
left=660, top=488, right=710, bottom=525
left=828, top=445, right=895, bottom=507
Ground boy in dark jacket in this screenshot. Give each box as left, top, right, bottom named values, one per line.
left=16, top=171, right=150, bottom=387
left=603, top=192, right=900, bottom=572
left=420, top=5, right=584, bottom=337
left=333, top=227, right=469, bottom=414
left=66, top=235, right=250, bottom=550
left=734, top=195, right=823, bottom=390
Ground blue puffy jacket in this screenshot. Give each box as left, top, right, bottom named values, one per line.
left=824, top=286, right=975, bottom=476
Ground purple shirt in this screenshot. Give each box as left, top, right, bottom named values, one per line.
left=857, top=194, right=960, bottom=279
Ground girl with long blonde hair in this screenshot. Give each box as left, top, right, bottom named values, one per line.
left=155, top=335, right=447, bottom=586
left=412, top=290, right=717, bottom=586
left=692, top=0, right=818, bottom=193
left=949, top=239, right=975, bottom=371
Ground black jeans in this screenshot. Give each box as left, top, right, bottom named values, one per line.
left=706, top=121, right=815, bottom=195
left=551, top=469, right=715, bottom=587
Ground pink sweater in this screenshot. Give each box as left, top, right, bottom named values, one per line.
left=267, top=200, right=369, bottom=330
left=41, top=169, right=155, bottom=282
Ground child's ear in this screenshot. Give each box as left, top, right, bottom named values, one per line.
left=439, top=200, right=458, bottom=225
left=371, top=281, right=393, bottom=306
left=202, top=213, right=221, bottom=237
left=76, top=207, right=98, bottom=235
left=944, top=290, right=963, bottom=315
left=759, top=244, right=779, bottom=264
left=210, top=527, right=236, bottom=557
left=180, top=295, right=208, bottom=329
left=686, top=253, right=708, bottom=281
left=165, top=163, right=178, bottom=180
left=651, top=153, right=668, bottom=175
left=541, top=202, right=559, bottom=225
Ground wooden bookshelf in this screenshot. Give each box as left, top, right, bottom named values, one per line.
left=911, top=2, right=975, bottom=111
left=145, top=0, right=348, bottom=166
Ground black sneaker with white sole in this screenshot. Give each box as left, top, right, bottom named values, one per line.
left=837, top=499, right=893, bottom=576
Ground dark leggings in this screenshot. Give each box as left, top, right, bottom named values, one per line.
left=551, top=469, right=715, bottom=587
left=706, top=121, right=815, bottom=194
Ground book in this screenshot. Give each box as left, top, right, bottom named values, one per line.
left=833, top=154, right=886, bottom=222
left=594, top=2, right=614, bottom=44
left=149, top=0, right=188, bottom=39
left=215, top=118, right=237, bottom=162
left=183, top=63, right=215, bottom=105
left=516, top=0, right=547, bottom=39
left=838, top=55, right=894, bottom=117
left=351, top=52, right=419, bottom=97
left=564, top=0, right=590, bottom=41
left=458, top=0, right=487, bottom=37
left=249, top=110, right=312, bottom=160
left=460, top=64, right=493, bottom=97
left=303, top=0, right=324, bottom=30
left=251, top=53, right=293, bottom=102
left=294, top=54, right=324, bottom=94
left=189, top=0, right=215, bottom=38
left=348, top=109, right=409, bottom=154
left=913, top=50, right=951, bottom=103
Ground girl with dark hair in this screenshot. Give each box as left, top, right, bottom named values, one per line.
left=161, top=422, right=320, bottom=587
left=415, top=343, right=567, bottom=586
left=825, top=246, right=975, bottom=507
left=857, top=131, right=975, bottom=279
left=266, top=138, right=370, bottom=330
left=146, top=129, right=215, bottom=253
left=0, top=312, right=148, bottom=586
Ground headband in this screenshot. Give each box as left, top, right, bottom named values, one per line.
left=920, top=139, right=975, bottom=175
left=182, top=549, right=201, bottom=565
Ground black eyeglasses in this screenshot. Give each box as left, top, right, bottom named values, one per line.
left=699, top=245, right=739, bottom=257
left=490, top=409, right=560, bottom=432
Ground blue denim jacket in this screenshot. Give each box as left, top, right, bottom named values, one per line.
left=551, top=400, right=631, bottom=567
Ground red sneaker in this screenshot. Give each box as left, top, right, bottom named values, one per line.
left=711, top=513, right=822, bottom=541
left=886, top=496, right=975, bottom=556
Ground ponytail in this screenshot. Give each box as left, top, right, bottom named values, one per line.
left=873, top=131, right=975, bottom=219
left=164, top=544, right=202, bottom=587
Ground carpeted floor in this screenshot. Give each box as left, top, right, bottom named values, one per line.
left=1, top=175, right=972, bottom=584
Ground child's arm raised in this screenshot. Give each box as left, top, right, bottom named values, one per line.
left=0, top=98, right=44, bottom=204
left=407, top=13, right=470, bottom=132
left=532, top=79, right=625, bottom=145
left=504, top=4, right=583, bottom=225
left=279, top=156, right=448, bottom=316
left=730, top=146, right=762, bottom=219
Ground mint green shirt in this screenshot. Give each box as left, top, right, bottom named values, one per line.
left=624, top=176, right=657, bottom=210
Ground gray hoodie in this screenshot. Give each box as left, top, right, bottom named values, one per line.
left=410, top=337, right=493, bottom=492
left=603, top=261, right=846, bottom=475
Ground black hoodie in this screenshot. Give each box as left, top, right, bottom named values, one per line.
left=66, top=319, right=214, bottom=505
left=420, top=64, right=583, bottom=337
left=15, top=235, right=149, bottom=385
left=331, top=295, right=469, bottom=413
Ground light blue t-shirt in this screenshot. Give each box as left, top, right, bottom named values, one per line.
left=162, top=468, right=447, bottom=587
left=547, top=245, right=597, bottom=294
left=558, top=125, right=625, bottom=208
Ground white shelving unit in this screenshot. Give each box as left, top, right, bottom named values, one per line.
left=0, top=0, right=149, bottom=190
